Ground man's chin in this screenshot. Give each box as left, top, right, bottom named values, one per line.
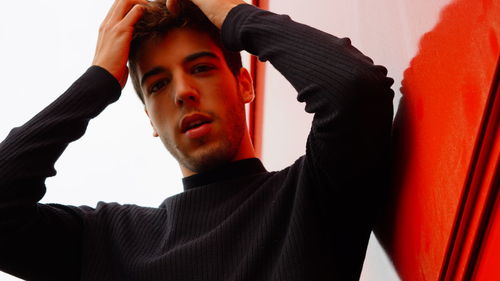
left=179, top=141, right=238, bottom=174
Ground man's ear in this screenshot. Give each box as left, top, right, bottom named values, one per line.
left=144, top=107, right=159, bottom=137
left=237, top=67, right=255, bottom=104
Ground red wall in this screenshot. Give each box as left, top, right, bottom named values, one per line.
left=250, top=0, right=499, bottom=279
left=249, top=0, right=269, bottom=157
left=378, top=0, right=500, bottom=280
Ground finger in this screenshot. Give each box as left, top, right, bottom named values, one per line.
left=119, top=4, right=146, bottom=30
left=108, top=0, right=148, bottom=25
left=101, top=0, right=121, bottom=26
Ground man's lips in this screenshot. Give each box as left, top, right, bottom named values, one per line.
left=180, top=113, right=213, bottom=134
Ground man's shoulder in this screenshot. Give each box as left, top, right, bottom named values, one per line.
left=74, top=201, right=166, bottom=223
left=259, top=155, right=308, bottom=189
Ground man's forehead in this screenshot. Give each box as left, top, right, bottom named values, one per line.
left=136, top=28, right=223, bottom=72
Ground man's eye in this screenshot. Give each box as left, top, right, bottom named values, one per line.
left=149, top=79, right=169, bottom=94
left=192, top=64, right=215, bottom=74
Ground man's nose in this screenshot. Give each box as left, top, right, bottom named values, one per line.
left=174, top=74, right=199, bottom=107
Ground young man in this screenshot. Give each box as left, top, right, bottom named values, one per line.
left=0, top=0, right=394, bottom=280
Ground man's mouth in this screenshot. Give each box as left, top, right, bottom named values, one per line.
left=184, top=120, right=211, bottom=132
left=180, top=113, right=214, bottom=137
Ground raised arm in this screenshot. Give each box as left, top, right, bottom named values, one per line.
left=174, top=0, right=393, bottom=182
left=197, top=1, right=394, bottom=194
left=0, top=1, right=145, bottom=279
left=191, top=2, right=393, bottom=277
left=222, top=6, right=394, bottom=236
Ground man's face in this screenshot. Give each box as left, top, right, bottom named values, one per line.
left=136, top=28, right=253, bottom=175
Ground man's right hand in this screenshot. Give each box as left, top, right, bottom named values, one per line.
left=92, top=0, right=147, bottom=88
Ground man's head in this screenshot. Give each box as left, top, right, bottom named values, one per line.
left=129, top=0, right=255, bottom=176
left=129, top=0, right=243, bottom=103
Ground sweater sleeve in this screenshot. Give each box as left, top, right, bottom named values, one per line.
left=222, top=5, right=394, bottom=201
left=0, top=66, right=121, bottom=280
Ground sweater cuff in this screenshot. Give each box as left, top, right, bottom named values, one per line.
left=221, top=4, right=261, bottom=51
left=34, top=65, right=123, bottom=123
left=82, top=65, right=122, bottom=103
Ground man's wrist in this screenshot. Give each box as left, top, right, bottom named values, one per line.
left=213, top=2, right=246, bottom=28
left=221, top=3, right=257, bottom=51
left=86, top=65, right=123, bottom=98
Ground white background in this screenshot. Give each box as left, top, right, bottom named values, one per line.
left=0, top=0, right=452, bottom=280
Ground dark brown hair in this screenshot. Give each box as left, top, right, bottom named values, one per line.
left=129, top=0, right=242, bottom=104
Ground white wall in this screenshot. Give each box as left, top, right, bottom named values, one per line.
left=260, top=0, right=453, bottom=280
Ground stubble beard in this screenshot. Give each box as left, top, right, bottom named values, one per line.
left=161, top=107, right=246, bottom=174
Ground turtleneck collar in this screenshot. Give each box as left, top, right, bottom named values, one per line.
left=182, top=158, right=267, bottom=190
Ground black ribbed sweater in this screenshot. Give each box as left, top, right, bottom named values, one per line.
left=0, top=4, right=394, bottom=281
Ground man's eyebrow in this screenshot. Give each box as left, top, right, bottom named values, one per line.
left=141, top=66, right=167, bottom=87
left=183, top=51, right=219, bottom=64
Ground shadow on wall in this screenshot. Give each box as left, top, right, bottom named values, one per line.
left=375, top=0, right=499, bottom=280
